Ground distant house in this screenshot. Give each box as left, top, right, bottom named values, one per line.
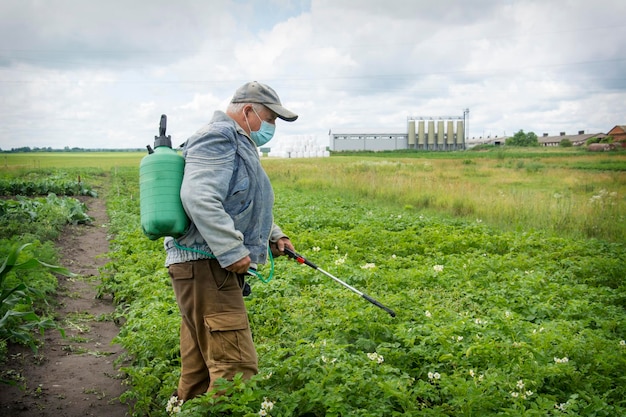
left=607, top=125, right=626, bottom=147
left=537, top=131, right=605, bottom=147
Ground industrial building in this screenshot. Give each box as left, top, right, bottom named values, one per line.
left=331, top=111, right=468, bottom=152
left=328, top=111, right=623, bottom=153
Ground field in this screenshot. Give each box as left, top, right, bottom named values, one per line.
left=1, top=151, right=145, bottom=170
left=264, top=147, right=626, bottom=243
left=1, top=148, right=625, bottom=416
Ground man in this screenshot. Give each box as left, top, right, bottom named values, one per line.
left=164, top=81, right=297, bottom=401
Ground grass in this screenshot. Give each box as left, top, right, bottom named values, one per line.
left=1, top=152, right=145, bottom=170
left=263, top=150, right=626, bottom=243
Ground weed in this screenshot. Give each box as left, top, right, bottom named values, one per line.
left=525, top=162, right=544, bottom=173
left=1, top=369, right=25, bottom=386
left=96, top=312, right=116, bottom=322
left=68, top=336, right=91, bottom=343
left=451, top=198, right=475, bottom=216
left=83, top=387, right=107, bottom=399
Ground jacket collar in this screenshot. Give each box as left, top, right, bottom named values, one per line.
left=212, top=110, right=252, bottom=142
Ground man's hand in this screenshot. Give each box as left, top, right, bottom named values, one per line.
left=226, top=256, right=251, bottom=274
left=270, top=237, right=295, bottom=257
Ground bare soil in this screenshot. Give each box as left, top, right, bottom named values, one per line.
left=0, top=196, right=130, bottom=417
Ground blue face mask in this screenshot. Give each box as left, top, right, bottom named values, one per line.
left=245, top=108, right=275, bottom=147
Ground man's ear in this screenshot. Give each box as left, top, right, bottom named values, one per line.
left=242, top=104, right=253, bottom=116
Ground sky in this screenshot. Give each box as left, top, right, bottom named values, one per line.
left=1, top=0, right=625, bottom=150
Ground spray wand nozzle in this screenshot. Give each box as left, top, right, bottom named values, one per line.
left=284, top=248, right=396, bottom=317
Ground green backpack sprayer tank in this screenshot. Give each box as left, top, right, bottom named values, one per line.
left=139, top=114, right=189, bottom=240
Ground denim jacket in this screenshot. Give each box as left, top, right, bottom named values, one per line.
left=164, top=110, right=286, bottom=267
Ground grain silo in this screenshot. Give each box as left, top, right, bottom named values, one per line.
left=427, top=120, right=435, bottom=150
left=446, top=120, right=454, bottom=148
left=418, top=120, right=425, bottom=149
left=456, top=120, right=465, bottom=148
left=408, top=120, right=416, bottom=148
left=437, top=120, right=445, bottom=149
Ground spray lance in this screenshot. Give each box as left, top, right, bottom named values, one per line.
left=284, top=248, right=396, bottom=317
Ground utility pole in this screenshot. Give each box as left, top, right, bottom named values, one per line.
left=463, top=108, right=470, bottom=142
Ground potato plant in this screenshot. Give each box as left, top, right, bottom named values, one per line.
left=103, top=166, right=626, bottom=417
left=0, top=169, right=98, bottom=197
left=0, top=169, right=96, bottom=362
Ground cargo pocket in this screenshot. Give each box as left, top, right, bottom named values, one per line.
left=204, top=312, right=252, bottom=363
left=168, top=262, right=194, bottom=280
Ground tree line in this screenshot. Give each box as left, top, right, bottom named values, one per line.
left=1, top=146, right=145, bottom=153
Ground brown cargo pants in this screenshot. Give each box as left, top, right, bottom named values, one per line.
left=168, top=259, right=258, bottom=401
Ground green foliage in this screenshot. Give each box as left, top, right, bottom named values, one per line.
left=0, top=194, right=92, bottom=241
left=559, top=139, right=573, bottom=147
left=0, top=171, right=98, bottom=197
left=0, top=179, right=97, bottom=197
left=586, top=136, right=615, bottom=146
left=0, top=168, right=99, bottom=367
left=0, top=243, right=72, bottom=356
left=506, top=130, right=539, bottom=147
left=104, top=167, right=626, bottom=417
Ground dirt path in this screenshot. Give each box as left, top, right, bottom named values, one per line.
left=0, top=196, right=130, bottom=417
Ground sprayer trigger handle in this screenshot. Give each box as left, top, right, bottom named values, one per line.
left=283, top=247, right=296, bottom=258
left=284, top=248, right=318, bottom=269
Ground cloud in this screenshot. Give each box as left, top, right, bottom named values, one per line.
left=0, top=0, right=227, bottom=69
left=0, top=0, right=625, bottom=150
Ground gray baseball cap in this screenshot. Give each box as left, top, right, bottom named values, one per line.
left=231, top=81, right=298, bottom=122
